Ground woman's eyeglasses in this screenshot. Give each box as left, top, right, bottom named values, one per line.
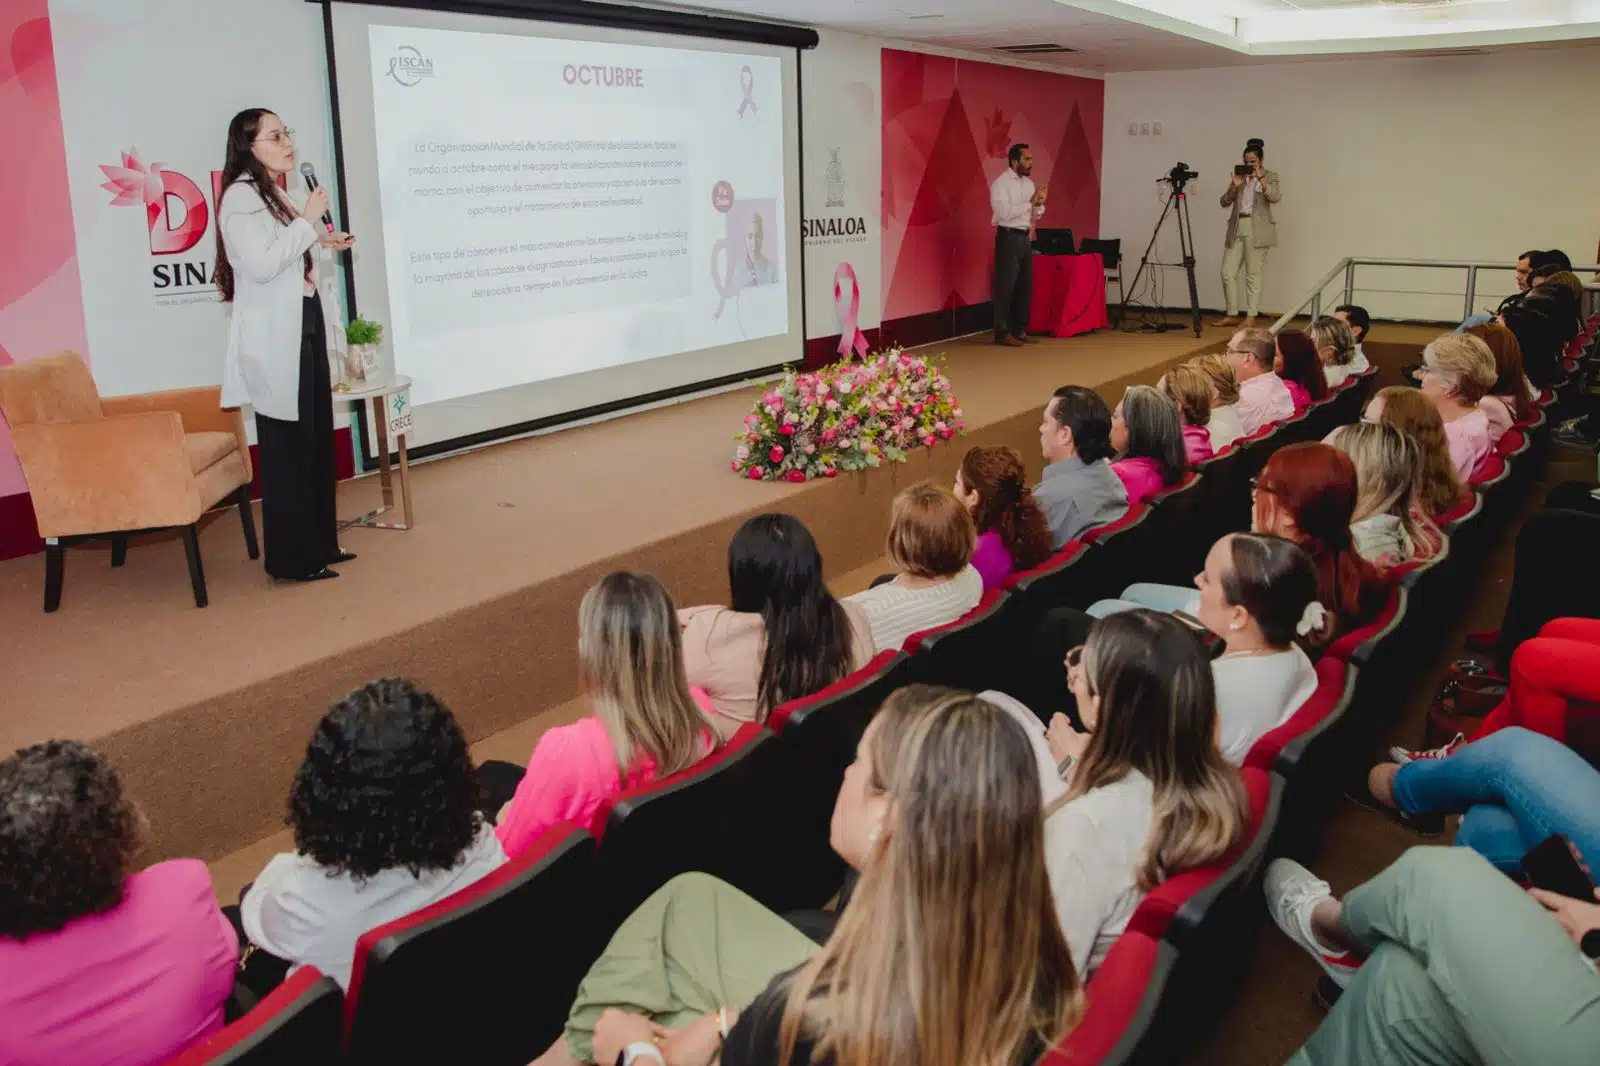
left=254, top=128, right=295, bottom=145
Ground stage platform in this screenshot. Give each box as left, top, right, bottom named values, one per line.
left=0, top=320, right=1441, bottom=862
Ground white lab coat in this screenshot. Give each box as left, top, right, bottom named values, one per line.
left=219, top=180, right=344, bottom=421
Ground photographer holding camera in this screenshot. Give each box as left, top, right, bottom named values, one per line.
left=1216, top=137, right=1280, bottom=327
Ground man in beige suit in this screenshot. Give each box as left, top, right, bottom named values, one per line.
left=1215, top=138, right=1280, bottom=326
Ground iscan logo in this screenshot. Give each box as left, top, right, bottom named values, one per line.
left=388, top=45, right=434, bottom=87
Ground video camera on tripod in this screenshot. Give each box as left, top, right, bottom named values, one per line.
left=1158, top=162, right=1199, bottom=190
left=1121, top=162, right=1203, bottom=336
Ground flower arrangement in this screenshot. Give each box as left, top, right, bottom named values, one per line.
left=731, top=348, right=965, bottom=483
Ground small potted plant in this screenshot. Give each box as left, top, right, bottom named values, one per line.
left=343, top=316, right=384, bottom=384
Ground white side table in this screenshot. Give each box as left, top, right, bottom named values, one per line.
left=334, top=375, right=414, bottom=531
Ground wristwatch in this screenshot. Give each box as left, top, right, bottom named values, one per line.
left=616, top=1043, right=666, bottom=1066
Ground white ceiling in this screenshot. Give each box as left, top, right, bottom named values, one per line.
left=665, top=0, right=1600, bottom=71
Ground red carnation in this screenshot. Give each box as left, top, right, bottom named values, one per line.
left=748, top=466, right=765, bottom=480
left=769, top=445, right=785, bottom=463
left=779, top=424, right=796, bottom=436
left=785, top=470, right=807, bottom=483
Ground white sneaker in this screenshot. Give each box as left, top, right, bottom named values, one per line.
left=1264, top=859, right=1362, bottom=989
left=1387, top=733, right=1465, bottom=766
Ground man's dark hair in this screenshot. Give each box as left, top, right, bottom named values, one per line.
left=1527, top=249, right=1572, bottom=274
left=1519, top=249, right=1541, bottom=264
left=288, top=679, right=485, bottom=881
left=0, top=740, right=141, bottom=938
left=1008, top=143, right=1030, bottom=166
left=1048, top=385, right=1114, bottom=462
left=1531, top=260, right=1564, bottom=283
left=1334, top=304, right=1371, bottom=342
left=1546, top=249, right=1572, bottom=271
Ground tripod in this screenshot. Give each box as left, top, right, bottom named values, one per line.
left=1122, top=178, right=1203, bottom=338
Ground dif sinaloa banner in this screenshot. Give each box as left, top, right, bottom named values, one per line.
left=49, top=0, right=340, bottom=408
left=800, top=30, right=882, bottom=354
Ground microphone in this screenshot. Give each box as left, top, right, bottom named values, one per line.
left=299, top=162, right=336, bottom=232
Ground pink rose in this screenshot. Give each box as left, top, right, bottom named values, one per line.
left=784, top=411, right=799, bottom=425
left=826, top=398, right=839, bottom=411
left=935, top=421, right=947, bottom=433
left=730, top=460, right=740, bottom=471
left=780, top=424, right=796, bottom=436
left=735, top=444, right=751, bottom=461
left=939, top=427, right=954, bottom=440
left=922, top=434, right=937, bottom=447
left=785, top=470, right=807, bottom=483
left=804, top=443, right=816, bottom=455
left=749, top=466, right=765, bottom=480
left=769, top=445, right=786, bottom=463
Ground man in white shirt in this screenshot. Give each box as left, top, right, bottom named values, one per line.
left=989, top=143, right=1047, bottom=348
left=1227, top=327, right=1295, bottom=436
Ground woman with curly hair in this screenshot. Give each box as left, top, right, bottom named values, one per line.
left=240, top=678, right=506, bottom=989
left=954, top=446, right=1054, bottom=590
left=0, top=741, right=237, bottom=1065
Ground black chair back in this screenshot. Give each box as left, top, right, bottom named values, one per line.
left=899, top=589, right=1016, bottom=694
left=345, top=828, right=603, bottom=1065
left=164, top=968, right=342, bottom=1066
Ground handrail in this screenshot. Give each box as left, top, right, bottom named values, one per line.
left=1271, top=258, right=1600, bottom=333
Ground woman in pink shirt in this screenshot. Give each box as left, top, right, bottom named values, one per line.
left=1159, top=364, right=1217, bottom=464
left=1420, top=333, right=1499, bottom=481
left=1273, top=329, right=1329, bottom=413
left=1110, top=384, right=1188, bottom=506
left=0, top=741, right=238, bottom=1066
left=492, top=572, right=717, bottom=857
left=952, top=445, right=1054, bottom=590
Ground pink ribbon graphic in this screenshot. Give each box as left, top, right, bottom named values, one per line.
left=834, top=262, right=870, bottom=360
left=738, top=66, right=758, bottom=117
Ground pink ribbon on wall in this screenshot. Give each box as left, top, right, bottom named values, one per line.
left=738, top=66, right=758, bottom=117
left=834, top=262, right=870, bottom=359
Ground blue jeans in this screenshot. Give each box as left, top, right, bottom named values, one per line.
left=1392, top=727, right=1600, bottom=875
left=1087, top=582, right=1197, bottom=619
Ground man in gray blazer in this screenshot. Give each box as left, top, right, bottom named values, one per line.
left=1215, top=138, right=1280, bottom=327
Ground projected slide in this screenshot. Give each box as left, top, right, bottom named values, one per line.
left=367, top=24, right=787, bottom=407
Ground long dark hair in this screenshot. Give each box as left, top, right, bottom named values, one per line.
left=213, top=108, right=309, bottom=303
left=1275, top=330, right=1329, bottom=403
left=728, top=514, right=857, bottom=719
left=959, top=447, right=1052, bottom=573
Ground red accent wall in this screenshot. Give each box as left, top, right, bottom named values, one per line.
left=880, top=49, right=1103, bottom=336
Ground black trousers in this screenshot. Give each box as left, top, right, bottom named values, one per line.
left=1495, top=504, right=1600, bottom=669
left=992, top=228, right=1033, bottom=340
left=255, top=296, right=338, bottom=579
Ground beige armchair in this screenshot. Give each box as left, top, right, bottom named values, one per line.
left=0, top=352, right=257, bottom=610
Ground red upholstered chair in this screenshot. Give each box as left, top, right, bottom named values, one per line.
left=1080, top=500, right=1146, bottom=546
left=1468, top=453, right=1506, bottom=489
left=750, top=655, right=908, bottom=913
left=342, top=826, right=603, bottom=1066
left=1245, top=656, right=1357, bottom=774
left=1046, top=768, right=1281, bottom=1066
left=898, top=588, right=1015, bottom=694
left=1324, top=583, right=1406, bottom=666
left=591, top=724, right=780, bottom=920
left=1437, top=491, right=1480, bottom=533
left=1248, top=658, right=1360, bottom=859
left=160, top=968, right=342, bottom=1066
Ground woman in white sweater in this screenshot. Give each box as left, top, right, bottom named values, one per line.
left=1041, top=610, right=1249, bottom=975
left=846, top=482, right=983, bottom=652
left=216, top=108, right=354, bottom=582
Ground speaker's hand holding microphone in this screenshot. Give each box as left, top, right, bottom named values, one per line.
left=299, top=162, right=355, bottom=251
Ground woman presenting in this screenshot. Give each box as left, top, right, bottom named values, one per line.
left=214, top=108, right=355, bottom=582
left=1215, top=137, right=1280, bottom=327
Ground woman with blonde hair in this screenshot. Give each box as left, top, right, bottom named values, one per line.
left=1158, top=364, right=1215, bottom=464
left=1327, top=422, right=1441, bottom=569
left=846, top=482, right=981, bottom=651
left=545, top=686, right=1084, bottom=1066
left=1192, top=353, right=1244, bottom=451
left=1419, top=333, right=1498, bottom=481
left=1109, top=385, right=1189, bottom=506
left=955, top=446, right=1054, bottom=591
left=1365, top=387, right=1468, bottom=519
left=491, top=572, right=716, bottom=857
left=1044, top=610, right=1250, bottom=974
left=1309, top=315, right=1366, bottom=388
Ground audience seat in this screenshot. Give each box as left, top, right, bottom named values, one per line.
left=1075, top=503, right=1157, bottom=605
left=1190, top=446, right=1249, bottom=556
left=343, top=826, right=602, bottom=1065
left=161, top=968, right=342, bottom=1066
left=592, top=724, right=778, bottom=921
left=742, top=656, right=908, bottom=912
left=1144, top=471, right=1206, bottom=585
left=1251, top=658, right=1360, bottom=860
left=899, top=588, right=1016, bottom=695
left=1052, top=768, right=1281, bottom=1065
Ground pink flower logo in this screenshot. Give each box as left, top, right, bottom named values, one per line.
left=99, top=148, right=211, bottom=256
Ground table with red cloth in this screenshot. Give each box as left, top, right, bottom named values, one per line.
left=1028, top=253, right=1110, bottom=338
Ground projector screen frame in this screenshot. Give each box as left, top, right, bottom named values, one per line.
left=311, top=0, right=819, bottom=470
